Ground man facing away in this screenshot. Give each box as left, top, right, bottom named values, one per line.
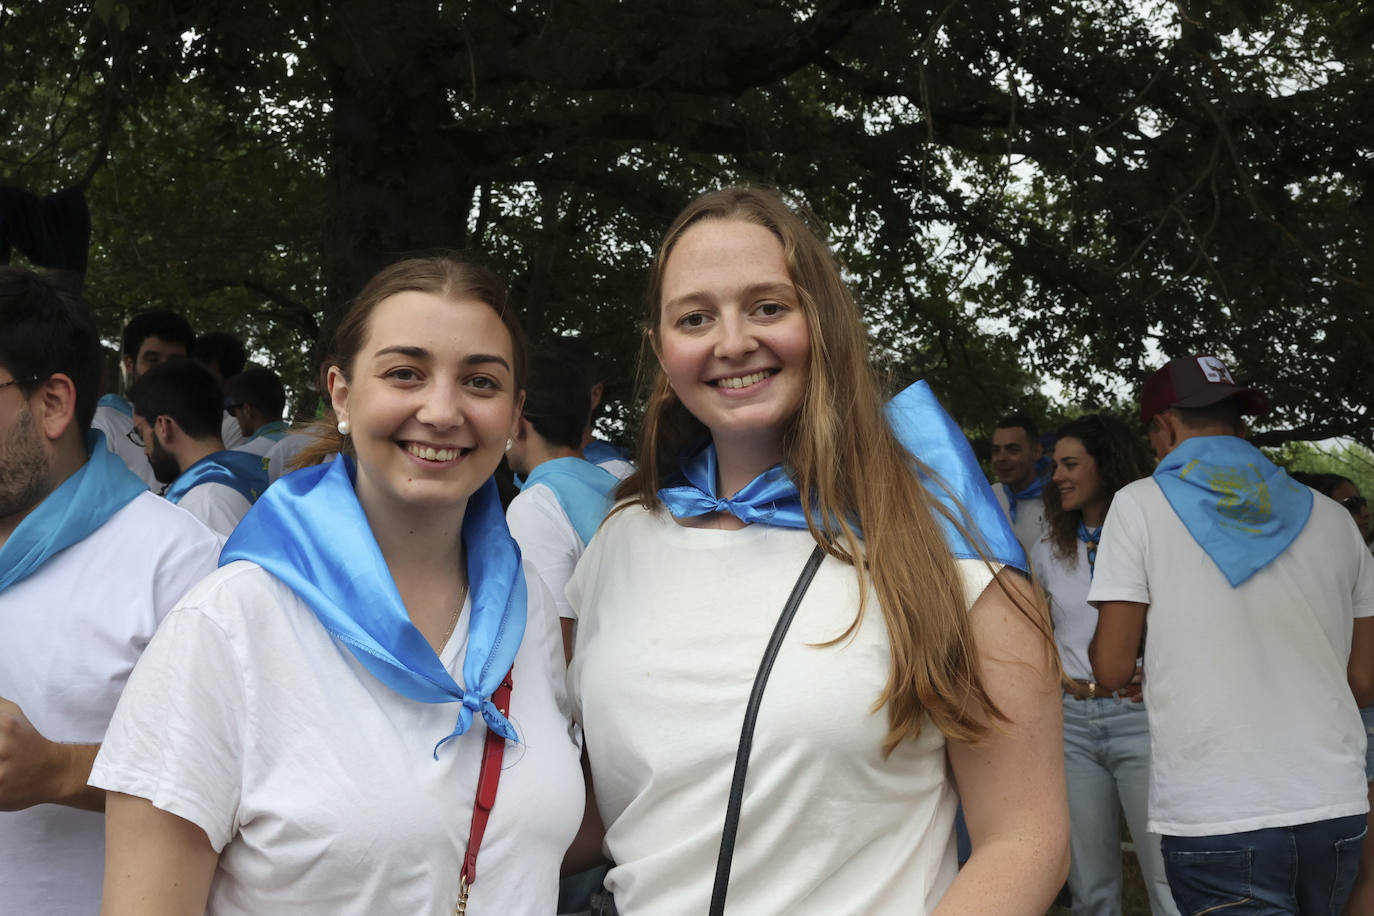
left=192, top=330, right=249, bottom=449
left=226, top=366, right=289, bottom=461
left=504, top=346, right=626, bottom=665
left=128, top=359, right=268, bottom=537
left=990, top=412, right=1049, bottom=555
left=89, top=308, right=195, bottom=489
left=1089, top=354, right=1374, bottom=914
left=0, top=267, right=221, bottom=915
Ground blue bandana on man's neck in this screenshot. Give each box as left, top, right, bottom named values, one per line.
left=583, top=438, right=631, bottom=467
left=658, top=381, right=1027, bottom=571
left=244, top=419, right=289, bottom=445
left=220, top=457, right=527, bottom=754
left=164, top=450, right=268, bottom=505
left=1002, top=477, right=1045, bottom=523
left=1153, top=435, right=1312, bottom=587
left=0, top=431, right=146, bottom=593
left=518, top=456, right=619, bottom=545
left=96, top=393, right=133, bottom=418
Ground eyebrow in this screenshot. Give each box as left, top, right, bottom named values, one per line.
left=372, top=345, right=511, bottom=371
left=663, top=281, right=796, bottom=312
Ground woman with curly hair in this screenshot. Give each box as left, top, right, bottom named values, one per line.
left=1032, top=413, right=1177, bottom=916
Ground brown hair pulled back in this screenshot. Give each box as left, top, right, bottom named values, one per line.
left=1043, top=414, right=1153, bottom=564
left=292, top=255, right=526, bottom=471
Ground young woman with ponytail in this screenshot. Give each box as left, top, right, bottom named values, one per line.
left=93, top=256, right=583, bottom=915
left=565, top=188, right=1069, bottom=913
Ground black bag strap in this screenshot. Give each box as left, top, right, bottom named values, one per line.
left=708, top=544, right=826, bottom=916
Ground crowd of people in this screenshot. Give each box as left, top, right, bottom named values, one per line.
left=1, top=186, right=1371, bottom=916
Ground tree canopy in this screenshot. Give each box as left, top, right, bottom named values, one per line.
left=2, top=0, right=1369, bottom=444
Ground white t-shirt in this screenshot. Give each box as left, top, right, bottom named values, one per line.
left=566, top=505, right=996, bottom=915
left=177, top=481, right=253, bottom=537
left=994, top=483, right=1048, bottom=559
left=264, top=431, right=318, bottom=482
left=233, top=432, right=278, bottom=460
left=506, top=483, right=584, bottom=621
left=1029, top=534, right=1097, bottom=681
left=1089, top=477, right=1374, bottom=835
left=90, top=559, right=583, bottom=916
left=221, top=414, right=245, bottom=450
left=0, top=492, right=222, bottom=916
left=596, top=457, right=635, bottom=480
left=90, top=403, right=158, bottom=490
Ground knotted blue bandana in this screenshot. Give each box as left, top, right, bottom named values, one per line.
left=0, top=431, right=146, bottom=593
left=1077, top=521, right=1102, bottom=578
left=519, top=456, right=619, bottom=546
left=164, top=450, right=269, bottom=505
left=96, top=392, right=133, bottom=418
left=1002, top=477, right=1045, bottom=523
left=221, top=457, right=527, bottom=754
left=1153, top=435, right=1312, bottom=587
left=658, top=381, right=1027, bottom=571
left=243, top=419, right=289, bottom=445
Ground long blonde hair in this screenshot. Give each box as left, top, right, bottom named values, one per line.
left=292, top=255, right=526, bottom=471
left=619, top=187, right=1055, bottom=754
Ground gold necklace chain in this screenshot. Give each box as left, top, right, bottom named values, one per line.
left=433, top=584, right=468, bottom=654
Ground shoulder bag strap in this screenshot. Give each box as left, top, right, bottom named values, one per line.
left=455, top=666, right=514, bottom=916
left=708, top=544, right=826, bottom=916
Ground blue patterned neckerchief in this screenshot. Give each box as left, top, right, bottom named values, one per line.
left=164, top=450, right=269, bottom=505
left=243, top=419, right=289, bottom=444
left=0, top=431, right=146, bottom=593
left=658, top=381, right=1027, bottom=571
left=1003, top=476, right=1045, bottom=523
left=221, top=456, right=526, bottom=754
left=517, top=456, right=619, bottom=545
left=96, top=392, right=133, bottom=418
left=1153, top=435, right=1312, bottom=587
left=1077, top=520, right=1103, bottom=578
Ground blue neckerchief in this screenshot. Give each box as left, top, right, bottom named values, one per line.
left=244, top=419, right=289, bottom=444
left=0, top=431, right=146, bottom=593
left=97, top=392, right=133, bottom=418
left=220, top=457, right=526, bottom=754
left=1077, top=521, right=1102, bottom=578
left=583, top=438, right=631, bottom=466
left=1153, top=436, right=1312, bottom=587
left=658, top=381, right=1027, bottom=572
left=164, top=450, right=269, bottom=505
left=1002, top=476, right=1045, bottom=523
left=519, top=456, right=619, bottom=545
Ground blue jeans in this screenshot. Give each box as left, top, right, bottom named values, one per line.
left=1062, top=695, right=1178, bottom=916
left=1161, top=814, right=1367, bottom=915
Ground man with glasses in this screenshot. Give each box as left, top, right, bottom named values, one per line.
left=0, top=267, right=222, bottom=914
left=90, top=308, right=196, bottom=489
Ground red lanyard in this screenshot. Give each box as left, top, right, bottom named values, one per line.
left=455, top=666, right=513, bottom=916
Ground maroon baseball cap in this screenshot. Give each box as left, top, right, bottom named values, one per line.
left=1140, top=355, right=1269, bottom=425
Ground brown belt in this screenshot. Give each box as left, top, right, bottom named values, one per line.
left=1063, top=677, right=1105, bottom=700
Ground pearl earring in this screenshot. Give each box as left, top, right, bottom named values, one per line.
left=337, top=419, right=351, bottom=436
left=505, top=438, right=513, bottom=452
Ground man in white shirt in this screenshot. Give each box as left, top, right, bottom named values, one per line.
left=192, top=331, right=249, bottom=449
left=990, top=412, right=1048, bottom=554
left=227, top=366, right=289, bottom=461
left=89, top=308, right=195, bottom=489
left=1089, top=354, right=1374, bottom=913
left=128, top=359, right=268, bottom=536
left=504, top=347, right=625, bottom=664
left=0, top=267, right=222, bottom=915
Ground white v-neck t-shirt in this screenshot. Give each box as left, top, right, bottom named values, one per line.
left=92, top=559, right=584, bottom=915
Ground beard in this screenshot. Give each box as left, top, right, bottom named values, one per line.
left=0, top=404, right=53, bottom=525
left=147, top=435, right=183, bottom=484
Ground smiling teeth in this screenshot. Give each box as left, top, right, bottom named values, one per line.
left=407, top=444, right=459, bottom=461
left=717, top=371, right=770, bottom=389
